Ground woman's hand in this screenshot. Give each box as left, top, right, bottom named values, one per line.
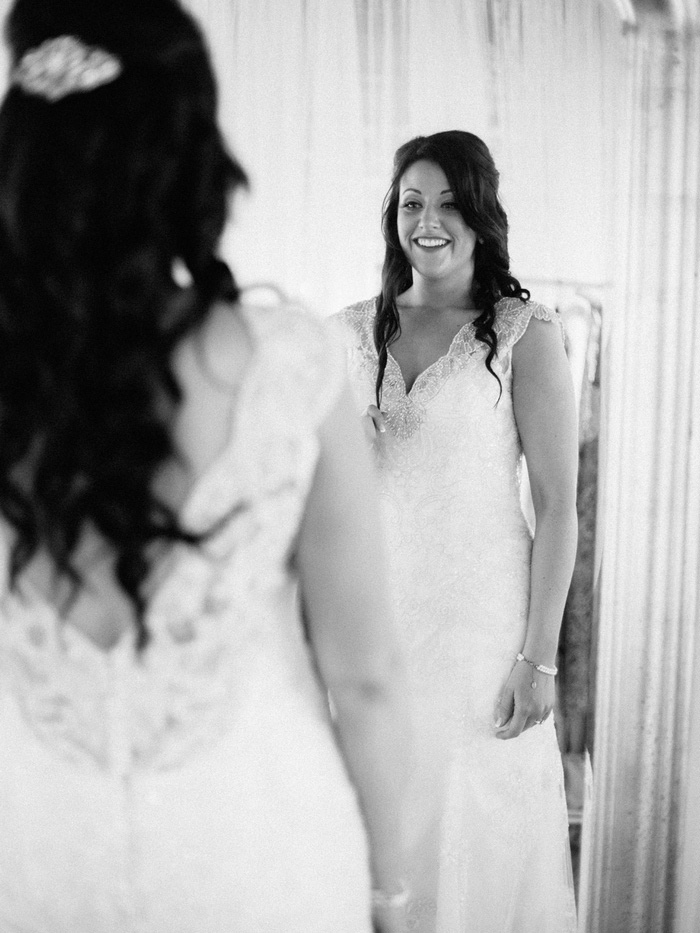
left=362, top=404, right=387, bottom=445
left=494, top=659, right=555, bottom=739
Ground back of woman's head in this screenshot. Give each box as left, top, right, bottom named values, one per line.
left=0, top=0, right=248, bottom=646
left=1, top=0, right=247, bottom=303
left=373, top=129, right=528, bottom=405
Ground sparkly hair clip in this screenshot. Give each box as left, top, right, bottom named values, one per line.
left=11, top=35, right=123, bottom=102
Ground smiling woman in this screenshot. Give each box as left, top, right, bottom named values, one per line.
left=337, top=130, right=579, bottom=933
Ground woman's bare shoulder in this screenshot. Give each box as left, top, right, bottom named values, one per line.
left=174, top=299, right=252, bottom=392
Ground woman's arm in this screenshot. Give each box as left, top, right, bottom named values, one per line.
left=296, top=378, right=411, bottom=926
left=496, top=316, right=579, bottom=739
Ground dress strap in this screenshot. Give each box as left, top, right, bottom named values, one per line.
left=245, top=302, right=348, bottom=431
left=494, top=297, right=564, bottom=354
left=335, top=298, right=377, bottom=353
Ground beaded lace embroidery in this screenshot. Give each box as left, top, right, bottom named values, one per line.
left=0, top=306, right=343, bottom=773
left=341, top=297, right=562, bottom=440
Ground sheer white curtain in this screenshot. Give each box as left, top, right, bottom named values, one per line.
left=185, top=0, right=494, bottom=313
left=185, top=0, right=372, bottom=312
left=487, top=0, right=626, bottom=291
left=580, top=16, right=700, bottom=933
left=183, top=0, right=627, bottom=314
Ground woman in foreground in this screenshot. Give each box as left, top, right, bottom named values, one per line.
left=0, top=2, right=409, bottom=931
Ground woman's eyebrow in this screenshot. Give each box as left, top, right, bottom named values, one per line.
left=400, top=188, right=453, bottom=194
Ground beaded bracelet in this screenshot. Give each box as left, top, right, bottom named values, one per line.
left=515, top=652, right=558, bottom=689
left=372, top=879, right=410, bottom=911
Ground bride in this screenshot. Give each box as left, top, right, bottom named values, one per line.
left=339, top=130, right=579, bottom=933
left=0, top=1, right=410, bottom=931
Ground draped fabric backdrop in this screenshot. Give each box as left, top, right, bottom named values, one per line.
left=582, top=16, right=700, bottom=933
left=183, top=0, right=625, bottom=313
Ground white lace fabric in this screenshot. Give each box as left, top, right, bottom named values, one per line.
left=339, top=297, right=577, bottom=933
left=0, top=305, right=372, bottom=933
left=342, top=295, right=563, bottom=441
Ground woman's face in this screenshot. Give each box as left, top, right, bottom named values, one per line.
left=397, top=159, right=477, bottom=287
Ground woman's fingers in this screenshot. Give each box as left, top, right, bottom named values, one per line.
left=494, top=690, right=514, bottom=731
left=362, top=413, right=378, bottom=444
left=367, top=405, right=387, bottom=432
left=497, top=702, right=553, bottom=739
left=497, top=705, right=529, bottom=739
left=362, top=405, right=387, bottom=443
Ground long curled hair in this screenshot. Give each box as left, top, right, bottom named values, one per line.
left=0, top=0, right=248, bottom=646
left=374, top=130, right=529, bottom=405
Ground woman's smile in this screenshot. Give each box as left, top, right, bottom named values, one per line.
left=414, top=236, right=450, bottom=249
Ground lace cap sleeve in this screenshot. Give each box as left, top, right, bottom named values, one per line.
left=334, top=298, right=376, bottom=350
left=494, top=297, right=564, bottom=354
left=333, top=296, right=378, bottom=374
left=262, top=303, right=349, bottom=430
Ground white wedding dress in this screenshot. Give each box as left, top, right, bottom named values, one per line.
left=0, top=306, right=372, bottom=933
left=339, top=296, right=577, bottom=933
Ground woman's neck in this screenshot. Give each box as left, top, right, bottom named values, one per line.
left=399, top=275, right=475, bottom=311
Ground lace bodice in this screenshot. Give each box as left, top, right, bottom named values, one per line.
left=0, top=305, right=343, bottom=775
left=338, top=296, right=562, bottom=540
left=340, top=296, right=562, bottom=440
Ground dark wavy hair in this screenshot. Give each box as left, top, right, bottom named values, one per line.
left=0, top=0, right=248, bottom=646
left=373, top=130, right=529, bottom=405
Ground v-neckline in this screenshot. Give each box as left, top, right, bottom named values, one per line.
left=386, top=317, right=476, bottom=397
